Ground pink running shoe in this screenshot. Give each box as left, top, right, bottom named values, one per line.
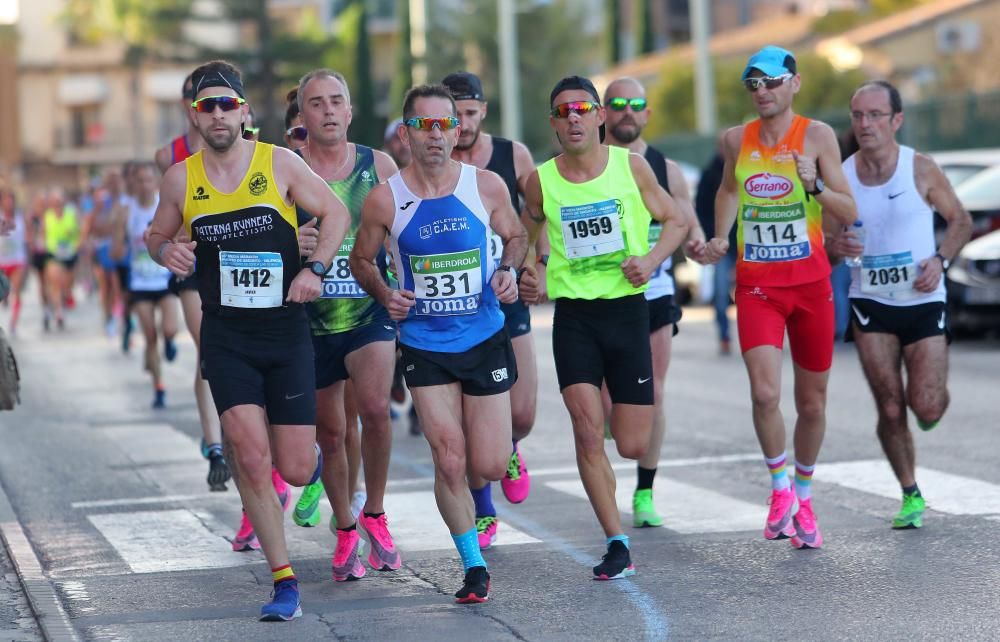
left=232, top=511, right=260, bottom=552
left=358, top=513, right=402, bottom=571
left=500, top=445, right=531, bottom=504
left=476, top=515, right=498, bottom=550
left=331, top=528, right=367, bottom=581
left=763, top=488, right=798, bottom=540
left=272, top=468, right=291, bottom=511
left=790, top=498, right=823, bottom=549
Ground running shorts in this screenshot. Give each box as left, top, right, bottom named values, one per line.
left=400, top=328, right=517, bottom=396
left=846, top=298, right=950, bottom=346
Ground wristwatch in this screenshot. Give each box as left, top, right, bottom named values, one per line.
left=806, top=178, right=825, bottom=196
left=304, top=260, right=328, bottom=276
left=934, top=252, right=950, bottom=271
left=496, top=264, right=514, bottom=275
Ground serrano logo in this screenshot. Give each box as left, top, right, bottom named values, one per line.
left=744, top=172, right=793, bottom=200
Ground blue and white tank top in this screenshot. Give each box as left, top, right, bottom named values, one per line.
left=387, top=163, right=504, bottom=352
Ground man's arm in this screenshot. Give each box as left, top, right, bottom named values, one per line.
left=349, top=185, right=414, bottom=320
left=147, top=164, right=195, bottom=275
left=154, top=145, right=172, bottom=174
left=517, top=169, right=548, bottom=303
left=623, top=152, right=689, bottom=287
left=802, top=121, right=857, bottom=226
left=480, top=170, right=528, bottom=304
left=665, top=159, right=706, bottom=258
left=110, top=203, right=127, bottom=262
left=913, top=152, right=973, bottom=292
left=372, top=149, right=400, bottom=182
left=512, top=140, right=536, bottom=198
left=707, top=126, right=742, bottom=263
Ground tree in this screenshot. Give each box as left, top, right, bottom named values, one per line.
left=352, top=0, right=379, bottom=147
left=389, top=0, right=413, bottom=117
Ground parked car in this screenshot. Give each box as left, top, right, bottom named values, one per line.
left=947, top=229, right=1000, bottom=333
left=930, top=148, right=1000, bottom=188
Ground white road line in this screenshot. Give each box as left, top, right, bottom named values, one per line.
left=382, top=491, right=540, bottom=551
left=545, top=478, right=763, bottom=534
left=98, top=423, right=201, bottom=465
left=822, top=460, right=1000, bottom=515
left=72, top=494, right=223, bottom=509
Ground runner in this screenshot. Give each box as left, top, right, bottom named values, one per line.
left=518, top=75, right=688, bottom=579
left=111, top=163, right=178, bottom=409
left=832, top=80, right=971, bottom=529
left=284, top=88, right=307, bottom=151
left=91, top=170, right=129, bottom=337
left=289, top=69, right=402, bottom=580
left=351, top=83, right=527, bottom=603
left=0, top=189, right=27, bottom=335
left=442, top=71, right=538, bottom=549
left=703, top=46, right=857, bottom=549
left=41, top=190, right=81, bottom=331
left=601, top=76, right=706, bottom=528
left=147, top=60, right=350, bottom=621
left=155, top=73, right=230, bottom=492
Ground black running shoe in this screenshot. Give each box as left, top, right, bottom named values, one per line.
left=207, top=454, right=231, bottom=491
left=593, top=540, right=635, bottom=580
left=454, top=566, right=490, bottom=604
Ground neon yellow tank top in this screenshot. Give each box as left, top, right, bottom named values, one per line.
left=44, top=206, right=80, bottom=259
left=537, top=145, right=650, bottom=300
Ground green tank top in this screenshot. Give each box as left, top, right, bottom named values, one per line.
left=538, top=145, right=650, bottom=300
left=44, top=205, right=80, bottom=259
left=304, top=145, right=383, bottom=334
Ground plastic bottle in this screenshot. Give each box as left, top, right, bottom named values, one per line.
left=844, top=220, right=865, bottom=268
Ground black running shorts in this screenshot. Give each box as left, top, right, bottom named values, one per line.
left=501, top=299, right=532, bottom=338
left=200, top=312, right=316, bottom=425
left=400, top=329, right=517, bottom=396
left=846, top=298, right=950, bottom=346
left=648, top=294, right=682, bottom=336
left=552, top=294, right=654, bottom=405
left=312, top=312, right=397, bottom=389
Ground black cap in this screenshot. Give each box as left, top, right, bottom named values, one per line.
left=549, top=75, right=600, bottom=107
left=442, top=72, right=485, bottom=102
left=182, top=74, right=194, bottom=101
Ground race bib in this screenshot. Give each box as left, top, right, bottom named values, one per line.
left=220, top=251, right=283, bottom=308
left=55, top=239, right=75, bottom=261
left=409, top=249, right=482, bottom=316
left=560, top=199, right=624, bottom=260
left=647, top=224, right=672, bottom=280
left=741, top=203, right=811, bottom=263
left=321, top=237, right=366, bottom=299
left=861, top=251, right=916, bottom=295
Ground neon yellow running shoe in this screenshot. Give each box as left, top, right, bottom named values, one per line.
left=892, top=493, right=925, bottom=529
left=632, top=489, right=663, bottom=528
left=292, top=480, right=324, bottom=527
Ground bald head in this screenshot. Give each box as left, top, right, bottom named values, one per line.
left=603, top=77, right=650, bottom=146
left=604, top=77, right=646, bottom=103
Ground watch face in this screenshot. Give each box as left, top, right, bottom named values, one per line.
left=310, top=261, right=326, bottom=276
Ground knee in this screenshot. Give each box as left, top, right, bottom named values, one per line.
left=751, top=387, right=781, bottom=414
left=432, top=440, right=467, bottom=487
left=470, top=451, right=507, bottom=482
left=876, top=398, right=907, bottom=427
left=511, top=406, right=535, bottom=440
left=357, top=395, right=390, bottom=429
left=279, top=451, right=317, bottom=487
left=796, top=395, right=826, bottom=423
left=573, top=423, right=606, bottom=459
left=615, top=436, right=647, bottom=461
left=316, top=418, right=346, bottom=452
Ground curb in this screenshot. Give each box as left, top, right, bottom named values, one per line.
left=0, top=478, right=79, bottom=642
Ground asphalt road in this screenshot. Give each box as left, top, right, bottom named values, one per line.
left=1, top=291, right=998, bottom=641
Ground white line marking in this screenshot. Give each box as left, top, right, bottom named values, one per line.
left=72, top=494, right=224, bottom=509
left=383, top=491, right=540, bottom=551
left=545, top=478, right=763, bottom=534
left=98, top=423, right=201, bottom=465
left=823, top=460, right=1000, bottom=515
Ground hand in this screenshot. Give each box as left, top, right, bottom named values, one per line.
left=298, top=218, right=318, bottom=257
left=827, top=228, right=863, bottom=261
left=702, top=237, right=730, bottom=264
left=286, top=269, right=322, bottom=303
left=518, top=265, right=548, bottom=305
left=491, top=268, right=518, bottom=304
left=792, top=150, right=818, bottom=192
left=685, top=238, right=708, bottom=264
left=913, top=254, right=944, bottom=292
left=621, top=255, right=654, bottom=288
left=163, top=241, right=197, bottom=276
left=385, top=289, right=415, bottom=320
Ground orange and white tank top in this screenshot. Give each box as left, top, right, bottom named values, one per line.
left=735, top=115, right=830, bottom=286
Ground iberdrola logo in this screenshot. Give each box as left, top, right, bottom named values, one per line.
left=418, top=259, right=433, bottom=272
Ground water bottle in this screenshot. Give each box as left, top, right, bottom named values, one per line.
left=844, top=220, right=865, bottom=268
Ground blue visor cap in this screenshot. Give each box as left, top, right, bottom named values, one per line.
left=742, top=46, right=797, bottom=80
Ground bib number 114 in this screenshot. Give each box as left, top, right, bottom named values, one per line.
left=750, top=223, right=798, bottom=245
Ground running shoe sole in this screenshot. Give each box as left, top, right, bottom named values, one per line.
left=455, top=585, right=490, bottom=604
left=594, top=565, right=636, bottom=581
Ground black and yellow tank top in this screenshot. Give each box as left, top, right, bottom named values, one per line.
left=182, top=143, right=301, bottom=319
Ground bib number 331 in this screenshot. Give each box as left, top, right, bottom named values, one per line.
left=409, top=249, right=482, bottom=316
left=220, top=251, right=283, bottom=308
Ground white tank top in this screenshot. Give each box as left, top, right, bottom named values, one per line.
left=127, top=195, right=171, bottom=292
left=644, top=222, right=675, bottom=300
left=843, top=146, right=944, bottom=306
left=0, top=214, right=26, bottom=266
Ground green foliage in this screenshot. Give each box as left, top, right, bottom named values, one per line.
left=647, top=53, right=866, bottom=138
left=389, top=0, right=413, bottom=117
left=812, top=10, right=865, bottom=35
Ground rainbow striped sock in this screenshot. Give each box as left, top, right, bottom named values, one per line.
left=272, top=564, right=296, bottom=585
left=795, top=462, right=815, bottom=501
left=765, top=453, right=791, bottom=491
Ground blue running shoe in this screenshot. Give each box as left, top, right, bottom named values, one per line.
left=259, top=579, right=302, bottom=622
left=200, top=438, right=211, bottom=459
left=164, top=337, right=178, bottom=362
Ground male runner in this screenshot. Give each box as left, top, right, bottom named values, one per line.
left=519, top=75, right=688, bottom=579
left=111, top=162, right=178, bottom=408
left=153, top=73, right=231, bottom=491
left=832, top=80, right=971, bottom=529
left=703, top=46, right=857, bottom=549
left=147, top=60, right=350, bottom=621
left=602, top=76, right=705, bottom=528
left=351, top=84, right=527, bottom=603
left=442, top=71, right=538, bottom=548
left=0, top=189, right=27, bottom=334
left=290, top=69, right=402, bottom=580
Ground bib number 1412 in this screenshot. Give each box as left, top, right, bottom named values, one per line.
left=229, top=268, right=272, bottom=288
